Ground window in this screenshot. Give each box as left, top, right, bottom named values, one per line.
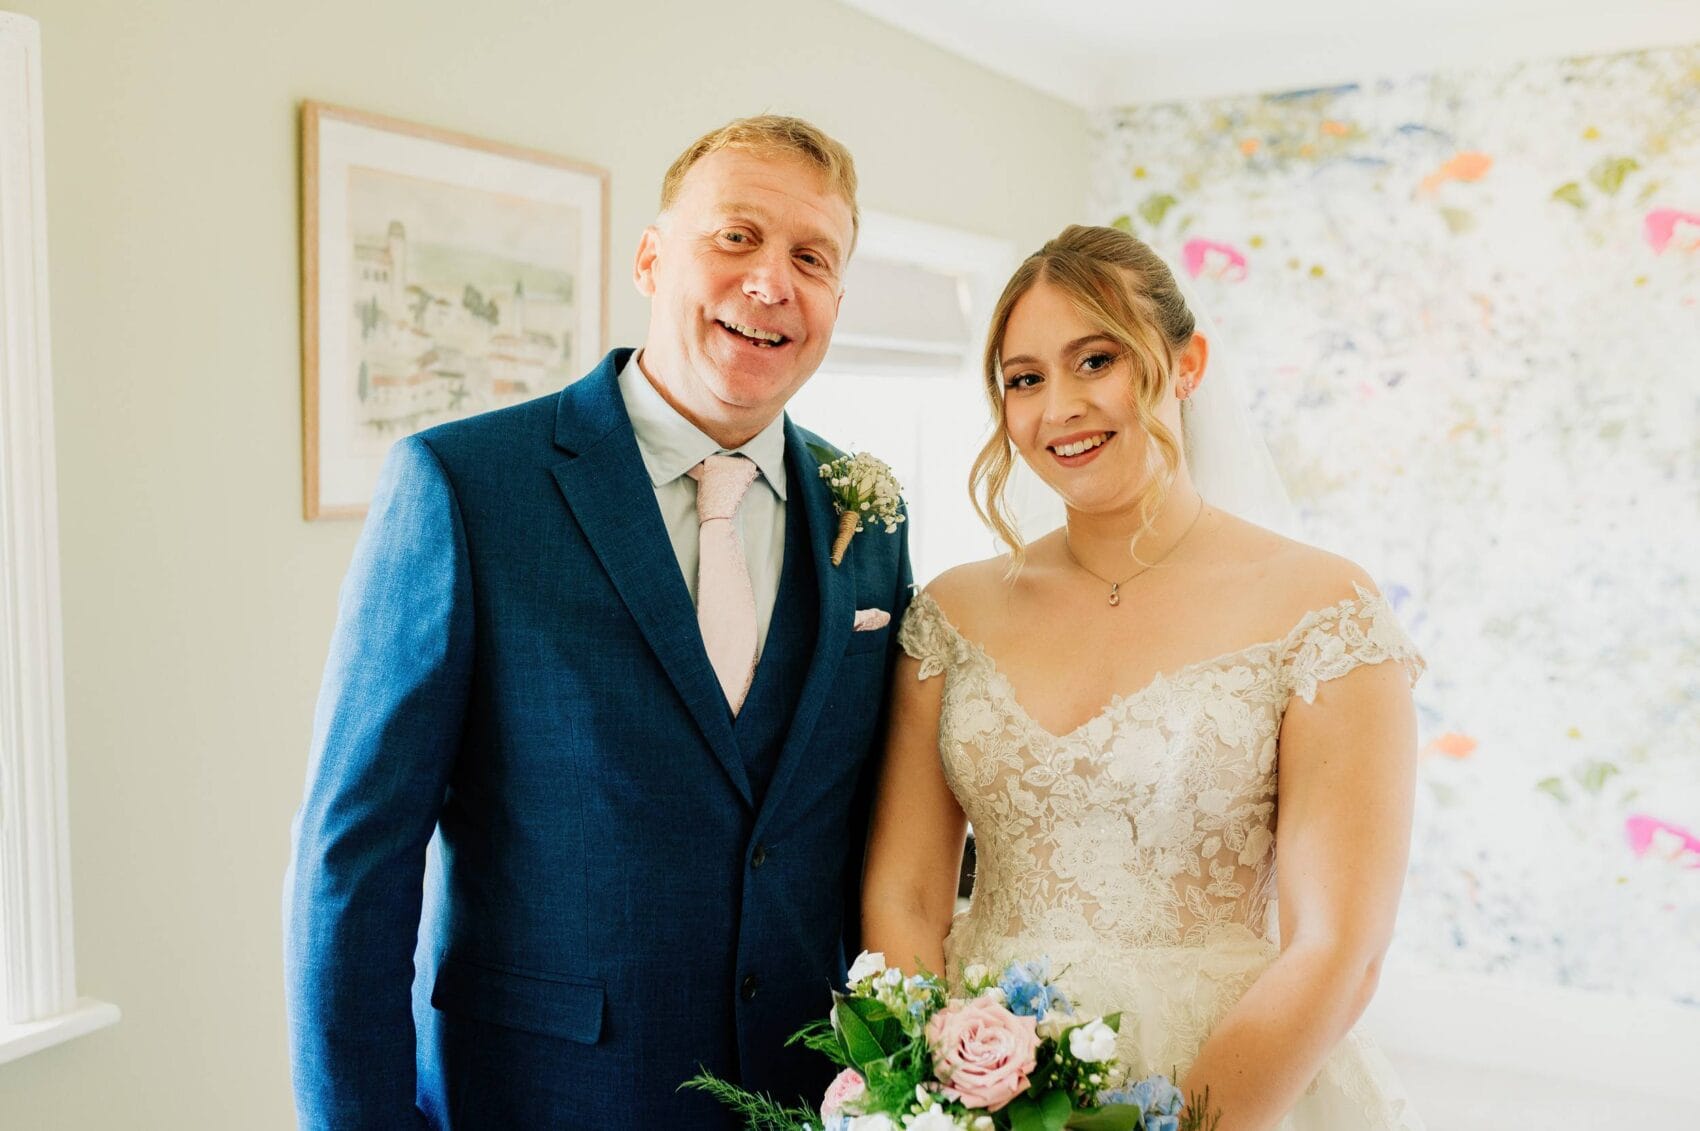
left=0, top=12, right=118, bottom=1064
left=788, top=210, right=1059, bottom=585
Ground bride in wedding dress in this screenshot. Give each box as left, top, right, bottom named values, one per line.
left=862, top=225, right=1426, bottom=1130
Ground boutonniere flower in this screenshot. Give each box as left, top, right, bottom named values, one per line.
left=810, top=445, right=905, bottom=566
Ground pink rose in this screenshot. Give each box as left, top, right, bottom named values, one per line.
left=821, top=1068, right=866, bottom=1117
left=924, top=997, right=1039, bottom=1111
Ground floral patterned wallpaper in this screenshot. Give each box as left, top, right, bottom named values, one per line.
left=1092, top=44, right=1700, bottom=1007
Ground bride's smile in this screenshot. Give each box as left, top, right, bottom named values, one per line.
left=994, top=274, right=1204, bottom=524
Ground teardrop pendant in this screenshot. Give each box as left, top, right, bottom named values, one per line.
left=1109, top=583, right=1120, bottom=607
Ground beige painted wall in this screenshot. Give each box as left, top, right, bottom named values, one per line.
left=0, top=1, right=1085, bottom=1125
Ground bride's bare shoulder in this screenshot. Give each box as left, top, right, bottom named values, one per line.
left=916, top=554, right=1020, bottom=635
left=1209, top=512, right=1381, bottom=630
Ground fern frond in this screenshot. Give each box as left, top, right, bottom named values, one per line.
left=679, top=1072, right=817, bottom=1131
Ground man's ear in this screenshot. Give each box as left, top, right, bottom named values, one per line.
left=633, top=225, right=661, bottom=297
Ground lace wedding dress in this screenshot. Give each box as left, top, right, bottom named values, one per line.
left=897, top=584, right=1427, bottom=1130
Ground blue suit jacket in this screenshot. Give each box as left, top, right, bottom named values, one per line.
left=285, top=349, right=913, bottom=1129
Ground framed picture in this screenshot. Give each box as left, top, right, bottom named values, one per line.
left=301, top=101, right=608, bottom=519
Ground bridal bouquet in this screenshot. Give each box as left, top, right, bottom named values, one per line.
left=684, top=951, right=1217, bottom=1131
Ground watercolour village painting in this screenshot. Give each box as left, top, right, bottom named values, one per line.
left=302, top=102, right=607, bottom=518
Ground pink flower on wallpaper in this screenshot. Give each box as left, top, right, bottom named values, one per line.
left=1181, top=238, right=1249, bottom=281
left=1643, top=209, right=1700, bottom=254
left=1624, top=814, right=1700, bottom=868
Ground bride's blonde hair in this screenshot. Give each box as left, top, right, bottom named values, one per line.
left=970, top=224, right=1198, bottom=570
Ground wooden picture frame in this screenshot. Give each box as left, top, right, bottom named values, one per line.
left=301, top=101, right=609, bottom=519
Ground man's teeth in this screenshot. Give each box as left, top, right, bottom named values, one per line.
left=1054, top=434, right=1110, bottom=457
left=723, top=320, right=784, bottom=344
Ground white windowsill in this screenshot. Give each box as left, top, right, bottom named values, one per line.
left=0, top=999, right=120, bottom=1066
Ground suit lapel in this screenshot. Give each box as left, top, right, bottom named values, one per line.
left=549, top=351, right=752, bottom=808
left=751, top=422, right=857, bottom=836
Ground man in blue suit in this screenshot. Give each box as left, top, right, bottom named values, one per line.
left=285, top=115, right=912, bottom=1129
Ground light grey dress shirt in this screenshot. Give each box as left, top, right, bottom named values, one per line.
left=616, top=352, right=789, bottom=656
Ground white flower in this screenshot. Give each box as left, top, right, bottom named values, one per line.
left=970, top=1119, right=994, bottom=1131
left=881, top=967, right=904, bottom=987
left=848, top=950, right=887, bottom=984
left=816, top=448, right=907, bottom=563
left=847, top=1115, right=899, bottom=1131
left=1068, top=1018, right=1118, bottom=1063
left=902, top=1104, right=963, bottom=1131
left=963, top=963, right=989, bottom=986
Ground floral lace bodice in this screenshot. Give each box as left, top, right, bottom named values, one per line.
left=898, top=583, right=1426, bottom=956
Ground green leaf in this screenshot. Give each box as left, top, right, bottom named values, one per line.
left=841, top=995, right=906, bottom=1051
left=1138, top=192, right=1179, bottom=227
left=1099, top=1012, right=1122, bottom=1033
left=1535, top=776, right=1569, bottom=804
left=1439, top=206, right=1474, bottom=234
left=1066, top=1103, right=1146, bottom=1130
left=1009, top=1090, right=1074, bottom=1131
left=1576, top=760, right=1621, bottom=795
left=841, top=995, right=886, bottom=1022
left=786, top=1017, right=852, bottom=1068
left=1551, top=181, right=1585, bottom=209
left=1587, top=156, right=1640, bottom=195
left=832, top=1000, right=887, bottom=1068
left=1110, top=213, right=1135, bottom=233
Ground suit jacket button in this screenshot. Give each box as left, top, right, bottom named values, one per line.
left=751, top=845, right=769, bottom=869
left=741, top=975, right=759, bottom=1002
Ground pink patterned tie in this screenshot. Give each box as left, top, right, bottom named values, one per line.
left=688, top=454, right=761, bottom=715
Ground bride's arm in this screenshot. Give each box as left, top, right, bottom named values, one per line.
left=1179, top=655, right=1420, bottom=1131
left=861, top=650, right=967, bottom=977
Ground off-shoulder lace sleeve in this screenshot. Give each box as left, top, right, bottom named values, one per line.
left=896, top=590, right=963, bottom=682
left=1278, top=582, right=1426, bottom=704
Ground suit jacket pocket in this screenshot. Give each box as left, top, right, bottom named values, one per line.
left=844, top=625, right=891, bottom=656
left=430, top=956, right=605, bottom=1045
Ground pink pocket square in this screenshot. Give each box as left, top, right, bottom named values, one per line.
left=853, top=608, right=891, bottom=631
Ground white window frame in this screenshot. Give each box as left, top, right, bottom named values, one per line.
left=794, top=209, right=1027, bottom=585
left=0, top=12, right=119, bottom=1065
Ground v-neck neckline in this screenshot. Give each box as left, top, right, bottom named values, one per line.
left=913, top=591, right=1343, bottom=743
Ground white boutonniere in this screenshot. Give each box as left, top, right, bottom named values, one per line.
left=811, top=444, right=905, bottom=566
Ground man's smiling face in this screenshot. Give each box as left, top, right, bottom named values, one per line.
left=633, top=147, right=854, bottom=444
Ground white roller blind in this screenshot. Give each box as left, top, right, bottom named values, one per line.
left=825, top=254, right=973, bottom=376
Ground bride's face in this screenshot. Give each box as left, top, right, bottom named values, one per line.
left=998, top=278, right=1191, bottom=513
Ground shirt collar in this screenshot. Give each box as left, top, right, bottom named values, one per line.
left=617, top=351, right=789, bottom=501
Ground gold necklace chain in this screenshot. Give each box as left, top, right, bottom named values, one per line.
left=1063, top=498, right=1207, bottom=607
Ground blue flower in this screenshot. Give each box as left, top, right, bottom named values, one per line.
left=1100, top=1074, right=1184, bottom=1131
left=997, top=958, right=1071, bottom=1019
left=905, top=972, right=942, bottom=999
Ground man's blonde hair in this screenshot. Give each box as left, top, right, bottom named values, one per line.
left=659, top=114, right=860, bottom=248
